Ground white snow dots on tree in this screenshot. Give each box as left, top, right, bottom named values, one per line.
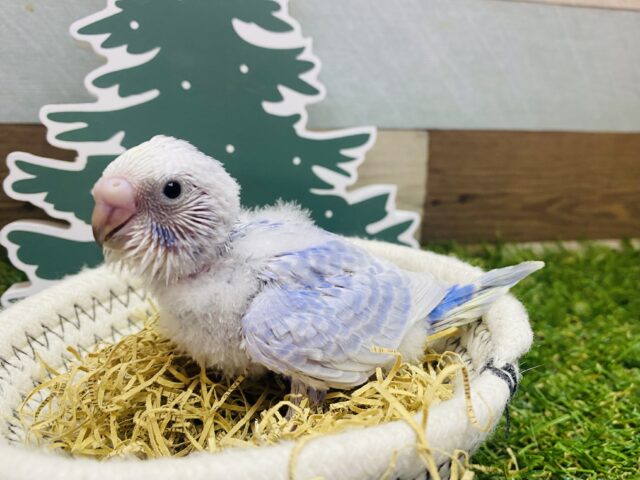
left=129, top=20, right=139, bottom=30
left=239, top=64, right=249, bottom=74
left=181, top=80, right=192, bottom=90
left=292, top=156, right=301, bottom=166
left=226, top=144, right=235, bottom=154
left=325, top=210, right=334, bottom=219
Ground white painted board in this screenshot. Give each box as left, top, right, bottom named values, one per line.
left=1, top=0, right=640, bottom=131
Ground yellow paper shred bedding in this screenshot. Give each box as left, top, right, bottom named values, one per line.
left=20, top=306, right=476, bottom=478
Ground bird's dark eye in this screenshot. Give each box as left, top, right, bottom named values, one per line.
left=163, top=181, right=181, bottom=199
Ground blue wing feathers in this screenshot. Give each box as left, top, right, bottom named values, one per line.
left=428, top=284, right=476, bottom=322
left=427, top=261, right=544, bottom=331
left=243, top=239, right=414, bottom=389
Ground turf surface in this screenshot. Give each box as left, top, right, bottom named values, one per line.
left=426, top=242, right=640, bottom=479
left=1, top=242, right=638, bottom=478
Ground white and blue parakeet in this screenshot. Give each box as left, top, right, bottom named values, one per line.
left=91, top=136, right=543, bottom=400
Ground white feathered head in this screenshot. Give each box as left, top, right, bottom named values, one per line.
left=91, top=135, right=241, bottom=286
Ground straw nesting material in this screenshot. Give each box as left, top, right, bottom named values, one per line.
left=20, top=303, right=474, bottom=476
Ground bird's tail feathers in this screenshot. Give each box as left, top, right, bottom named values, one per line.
left=428, top=261, right=544, bottom=333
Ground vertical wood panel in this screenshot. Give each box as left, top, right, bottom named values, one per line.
left=423, top=131, right=640, bottom=242
left=355, top=130, right=428, bottom=241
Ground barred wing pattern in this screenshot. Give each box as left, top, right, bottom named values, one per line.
left=242, top=239, right=414, bottom=389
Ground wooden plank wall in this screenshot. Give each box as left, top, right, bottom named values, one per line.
left=425, top=131, right=640, bottom=242
left=1, top=124, right=639, bottom=243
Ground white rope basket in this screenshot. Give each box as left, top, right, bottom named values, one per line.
left=0, top=239, right=533, bottom=480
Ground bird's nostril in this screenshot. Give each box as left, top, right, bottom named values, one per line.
left=111, top=180, right=121, bottom=188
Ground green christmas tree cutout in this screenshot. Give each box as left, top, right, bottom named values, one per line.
left=1, top=0, right=420, bottom=305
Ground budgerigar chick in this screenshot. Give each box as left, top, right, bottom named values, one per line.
left=91, top=135, right=543, bottom=403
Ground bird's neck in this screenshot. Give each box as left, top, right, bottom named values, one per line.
left=146, top=236, right=233, bottom=294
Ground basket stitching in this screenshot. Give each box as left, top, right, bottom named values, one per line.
left=481, top=360, right=520, bottom=441
left=22, top=336, right=40, bottom=361
left=447, top=337, right=461, bottom=350
left=1, top=285, right=141, bottom=376
left=92, top=296, right=111, bottom=315
left=109, top=289, right=128, bottom=309
left=481, top=359, right=518, bottom=397
left=6, top=420, right=20, bottom=442
left=74, top=304, right=96, bottom=323
left=488, top=366, right=514, bottom=394
left=41, top=323, right=64, bottom=342
left=76, top=304, right=92, bottom=322
left=501, top=363, right=519, bottom=389
left=439, top=460, right=451, bottom=476
left=474, top=322, right=492, bottom=347
left=11, top=346, right=31, bottom=363
left=422, top=460, right=450, bottom=480
left=26, top=332, right=49, bottom=350
left=76, top=343, right=92, bottom=356
left=0, top=356, right=19, bottom=376
left=58, top=313, right=80, bottom=332
left=456, top=346, right=472, bottom=369
left=3, top=311, right=144, bottom=446
left=110, top=324, right=124, bottom=343
left=0, top=286, right=144, bottom=443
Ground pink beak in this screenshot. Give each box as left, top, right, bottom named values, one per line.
left=91, top=176, right=137, bottom=246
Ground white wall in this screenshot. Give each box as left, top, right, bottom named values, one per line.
left=1, top=0, right=640, bottom=131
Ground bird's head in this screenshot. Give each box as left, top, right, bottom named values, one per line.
left=91, top=135, right=241, bottom=286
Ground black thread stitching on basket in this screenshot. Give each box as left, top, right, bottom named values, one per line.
left=11, top=346, right=31, bottom=366
left=74, top=304, right=95, bottom=323
left=504, top=403, right=512, bottom=440
left=421, top=460, right=451, bottom=480
left=111, top=324, right=124, bottom=343
left=6, top=420, right=20, bottom=442
left=0, top=285, right=144, bottom=443
left=59, top=313, right=80, bottom=331
left=0, top=356, right=19, bottom=376
left=439, top=460, right=451, bottom=474
left=22, top=337, right=39, bottom=361
left=41, top=323, right=63, bottom=341
left=481, top=359, right=518, bottom=397
left=489, top=365, right=515, bottom=395
left=0, top=286, right=141, bottom=375
left=26, top=332, right=49, bottom=350
left=481, top=358, right=520, bottom=440
left=501, top=363, right=519, bottom=393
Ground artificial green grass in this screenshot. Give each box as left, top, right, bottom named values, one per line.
left=0, top=243, right=638, bottom=478
left=0, top=254, right=25, bottom=295
left=425, top=241, right=640, bottom=479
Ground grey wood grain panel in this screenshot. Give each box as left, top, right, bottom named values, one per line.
left=505, top=0, right=640, bottom=11
left=1, top=1, right=640, bottom=131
